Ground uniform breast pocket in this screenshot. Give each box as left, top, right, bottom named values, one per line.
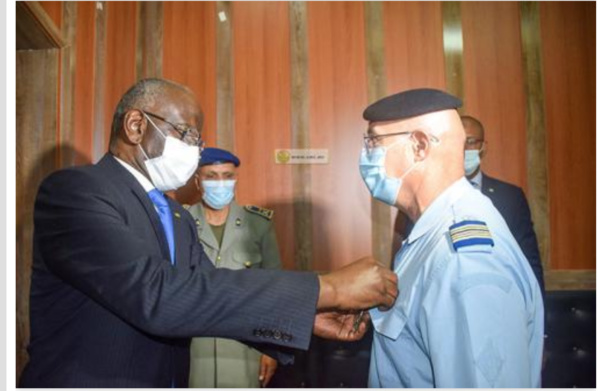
left=232, top=250, right=263, bottom=269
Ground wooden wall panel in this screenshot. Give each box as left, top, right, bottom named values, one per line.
left=163, top=1, right=217, bottom=148
left=308, top=2, right=370, bottom=271
left=73, top=1, right=96, bottom=165
left=461, top=2, right=528, bottom=190
left=16, top=49, right=59, bottom=381
left=383, top=1, right=446, bottom=260
left=136, top=1, right=163, bottom=79
left=232, top=2, right=295, bottom=270
left=540, top=2, right=596, bottom=270
left=103, top=2, right=138, bottom=154
left=384, top=1, right=446, bottom=92
left=39, top=1, right=62, bottom=29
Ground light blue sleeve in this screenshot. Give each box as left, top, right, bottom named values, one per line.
left=420, top=250, right=536, bottom=387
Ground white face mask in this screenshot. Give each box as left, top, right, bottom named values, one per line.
left=139, top=113, right=200, bottom=192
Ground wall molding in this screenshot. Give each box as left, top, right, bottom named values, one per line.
left=59, top=2, right=77, bottom=167
left=545, top=270, right=596, bottom=291
left=520, top=2, right=551, bottom=273
left=289, top=1, right=312, bottom=271
left=441, top=1, right=464, bottom=110
left=136, top=1, right=163, bottom=80
left=92, top=1, right=107, bottom=163
left=17, top=1, right=65, bottom=50
left=364, top=1, right=393, bottom=267
left=216, top=1, right=234, bottom=151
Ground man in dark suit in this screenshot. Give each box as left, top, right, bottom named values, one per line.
left=461, top=115, right=545, bottom=296
left=19, top=78, right=398, bottom=387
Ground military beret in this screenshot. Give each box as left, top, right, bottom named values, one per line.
left=199, top=147, right=240, bottom=167
left=363, top=88, right=462, bottom=122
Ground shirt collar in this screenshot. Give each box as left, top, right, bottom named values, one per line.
left=112, top=155, right=155, bottom=193
left=469, top=169, right=483, bottom=190
left=407, top=177, right=469, bottom=244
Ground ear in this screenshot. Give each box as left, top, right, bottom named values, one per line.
left=123, top=109, right=146, bottom=145
left=194, top=172, right=202, bottom=192
left=411, top=131, right=432, bottom=161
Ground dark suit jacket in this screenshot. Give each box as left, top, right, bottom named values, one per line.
left=481, top=174, right=545, bottom=295
left=20, top=154, right=319, bottom=387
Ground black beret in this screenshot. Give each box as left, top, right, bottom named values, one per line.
left=363, top=88, right=462, bottom=122
left=199, top=147, right=240, bottom=167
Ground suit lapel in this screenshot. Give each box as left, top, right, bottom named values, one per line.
left=481, top=173, right=496, bottom=198
left=219, top=201, right=243, bottom=254
left=168, top=198, right=185, bottom=266
left=98, top=154, right=172, bottom=263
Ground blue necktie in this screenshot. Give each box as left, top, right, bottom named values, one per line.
left=148, top=189, right=176, bottom=265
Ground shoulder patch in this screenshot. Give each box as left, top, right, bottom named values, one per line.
left=449, top=220, right=494, bottom=250
left=245, top=205, right=274, bottom=220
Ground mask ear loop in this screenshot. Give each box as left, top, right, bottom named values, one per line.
left=142, top=112, right=167, bottom=139
left=138, top=143, right=151, bottom=160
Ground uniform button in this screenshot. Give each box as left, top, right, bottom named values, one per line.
left=253, top=329, right=262, bottom=337
left=217, top=256, right=221, bottom=261
left=282, top=333, right=292, bottom=342
left=264, top=329, right=273, bottom=338
left=273, top=330, right=282, bottom=340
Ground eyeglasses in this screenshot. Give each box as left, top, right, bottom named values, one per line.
left=363, top=131, right=412, bottom=153
left=465, top=137, right=484, bottom=148
left=142, top=110, right=205, bottom=149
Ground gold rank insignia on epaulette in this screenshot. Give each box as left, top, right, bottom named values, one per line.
left=449, top=220, right=494, bottom=250
left=245, top=205, right=274, bottom=220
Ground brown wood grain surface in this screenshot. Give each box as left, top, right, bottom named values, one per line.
left=540, top=2, right=596, bottom=270
left=307, top=2, right=371, bottom=271
left=163, top=1, right=217, bottom=148
left=232, top=1, right=295, bottom=269
left=102, top=2, right=138, bottom=156
left=385, top=1, right=446, bottom=92
left=73, top=1, right=96, bottom=165
left=38, top=1, right=63, bottom=29
left=461, top=2, right=528, bottom=190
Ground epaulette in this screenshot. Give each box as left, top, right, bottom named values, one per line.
left=449, top=220, right=494, bottom=251
left=245, top=205, right=274, bottom=220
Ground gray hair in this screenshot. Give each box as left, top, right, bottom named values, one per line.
left=110, top=78, right=187, bottom=139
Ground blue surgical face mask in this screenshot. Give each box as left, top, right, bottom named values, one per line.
left=359, top=142, right=418, bottom=206
left=464, top=149, right=481, bottom=176
left=202, top=180, right=236, bottom=210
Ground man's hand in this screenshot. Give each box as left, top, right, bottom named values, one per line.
left=317, top=256, right=398, bottom=310
left=313, top=311, right=371, bottom=341
left=258, top=354, right=277, bottom=387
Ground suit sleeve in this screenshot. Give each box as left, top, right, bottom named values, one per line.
left=35, top=169, right=319, bottom=351
left=512, top=188, right=545, bottom=296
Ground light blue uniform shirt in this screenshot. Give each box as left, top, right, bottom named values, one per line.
left=369, top=178, right=544, bottom=388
